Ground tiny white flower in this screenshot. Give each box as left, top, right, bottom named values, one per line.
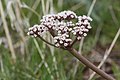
left=60, top=40, right=63, bottom=44
left=62, top=36, right=65, bottom=40
left=77, top=36, right=81, bottom=40
left=69, top=28, right=72, bottom=31
left=73, top=32, right=76, bottom=35
left=79, top=31, right=83, bottom=34
left=66, top=34, right=69, bottom=37
left=87, top=26, right=92, bottom=29
left=53, top=26, right=56, bottom=29
left=55, top=43, right=60, bottom=47
left=82, top=15, right=87, bottom=19
left=58, top=30, right=61, bottom=33
left=81, top=26, right=84, bottom=28
left=64, top=43, right=68, bottom=46
left=54, top=39, right=57, bottom=43
left=54, top=36, right=59, bottom=39
left=57, top=16, right=60, bottom=19
left=49, top=26, right=52, bottom=28
left=63, top=15, right=67, bottom=18
left=28, top=28, right=32, bottom=31
left=58, top=33, right=61, bottom=36
left=83, top=33, right=87, bottom=36
left=66, top=39, right=72, bottom=42
left=83, top=20, right=88, bottom=24
left=38, top=32, right=41, bottom=35
left=84, top=29, right=89, bottom=32
left=71, top=15, right=74, bottom=18
left=27, top=32, right=30, bottom=35
left=33, top=28, right=37, bottom=32
left=78, top=16, right=82, bottom=19
left=29, top=31, right=33, bottom=34
left=64, top=28, right=68, bottom=32
left=87, top=16, right=93, bottom=21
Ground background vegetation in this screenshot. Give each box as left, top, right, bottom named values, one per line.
left=0, top=0, right=120, bottom=80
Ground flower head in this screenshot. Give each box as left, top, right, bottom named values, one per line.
left=28, top=10, right=92, bottom=47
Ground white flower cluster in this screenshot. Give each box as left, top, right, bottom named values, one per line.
left=54, top=33, right=72, bottom=47
left=27, top=10, right=92, bottom=47
left=72, top=15, right=92, bottom=40
left=40, top=10, right=77, bottom=30
left=27, top=24, right=48, bottom=37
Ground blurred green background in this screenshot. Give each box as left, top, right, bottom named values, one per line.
left=0, top=0, right=120, bottom=80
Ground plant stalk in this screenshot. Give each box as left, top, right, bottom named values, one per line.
left=67, top=48, right=115, bottom=80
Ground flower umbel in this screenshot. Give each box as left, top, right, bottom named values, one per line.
left=27, top=10, right=92, bottom=47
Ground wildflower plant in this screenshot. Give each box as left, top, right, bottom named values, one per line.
left=27, top=11, right=115, bottom=80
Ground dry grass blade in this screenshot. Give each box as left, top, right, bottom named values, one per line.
left=41, top=0, right=46, bottom=15
left=34, top=60, right=44, bottom=74
left=14, top=0, right=25, bottom=55
left=0, top=0, right=16, bottom=63
left=7, top=0, right=27, bottom=61
left=57, top=0, right=63, bottom=9
left=70, top=2, right=83, bottom=11
left=17, top=70, right=37, bottom=79
left=0, top=55, right=6, bottom=80
left=87, top=0, right=96, bottom=16
left=0, top=55, right=4, bottom=74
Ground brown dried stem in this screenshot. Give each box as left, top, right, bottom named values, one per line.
left=67, top=48, right=115, bottom=80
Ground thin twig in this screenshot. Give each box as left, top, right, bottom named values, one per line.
left=70, top=37, right=77, bottom=47
left=38, top=35, right=58, bottom=48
